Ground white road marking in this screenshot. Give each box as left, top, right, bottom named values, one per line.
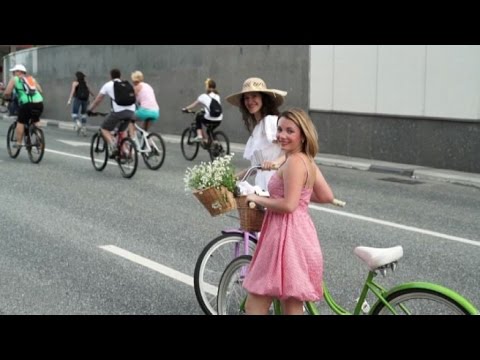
left=57, top=140, right=91, bottom=147
left=309, top=204, right=480, bottom=247
left=43, top=147, right=480, bottom=248
left=45, top=148, right=117, bottom=165
left=99, top=245, right=217, bottom=295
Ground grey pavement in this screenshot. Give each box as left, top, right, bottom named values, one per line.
left=2, top=113, right=480, bottom=188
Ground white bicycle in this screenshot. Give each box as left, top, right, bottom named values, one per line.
left=133, top=122, right=166, bottom=170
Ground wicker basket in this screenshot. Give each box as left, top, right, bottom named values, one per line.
left=235, top=196, right=266, bottom=232
left=193, top=186, right=236, bottom=217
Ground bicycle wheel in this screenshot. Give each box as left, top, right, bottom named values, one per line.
left=209, top=130, right=230, bottom=161
left=6, top=122, right=21, bottom=158
left=181, top=127, right=199, bottom=161
left=27, top=127, right=45, bottom=164
left=142, top=132, right=166, bottom=170
left=117, top=138, right=138, bottom=178
left=217, top=255, right=252, bottom=315
left=371, top=288, right=473, bottom=315
left=194, top=232, right=257, bottom=315
left=90, top=132, right=108, bottom=171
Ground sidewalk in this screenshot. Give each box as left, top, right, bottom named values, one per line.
left=2, top=114, right=480, bottom=187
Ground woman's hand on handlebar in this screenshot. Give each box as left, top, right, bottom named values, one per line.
left=261, top=160, right=279, bottom=171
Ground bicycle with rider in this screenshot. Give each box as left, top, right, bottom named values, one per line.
left=88, top=68, right=136, bottom=156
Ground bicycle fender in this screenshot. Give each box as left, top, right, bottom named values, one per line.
left=370, top=281, right=479, bottom=315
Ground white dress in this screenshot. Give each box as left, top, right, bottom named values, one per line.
left=243, top=115, right=283, bottom=191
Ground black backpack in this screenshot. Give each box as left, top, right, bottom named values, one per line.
left=209, top=96, right=222, bottom=117
left=113, top=80, right=136, bottom=106
left=76, top=80, right=90, bottom=101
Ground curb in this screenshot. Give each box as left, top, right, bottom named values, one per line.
left=2, top=114, right=480, bottom=187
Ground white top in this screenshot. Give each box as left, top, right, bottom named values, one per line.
left=243, top=115, right=283, bottom=191
left=197, top=92, right=223, bottom=121
left=100, top=79, right=136, bottom=113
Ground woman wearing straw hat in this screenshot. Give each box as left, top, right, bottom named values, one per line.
left=226, top=77, right=287, bottom=191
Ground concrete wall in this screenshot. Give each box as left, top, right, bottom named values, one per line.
left=310, top=45, right=480, bottom=120
left=4, top=45, right=309, bottom=144
left=313, top=111, right=480, bottom=173
left=4, top=45, right=479, bottom=173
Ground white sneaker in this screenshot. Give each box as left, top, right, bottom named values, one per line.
left=81, top=126, right=87, bottom=136
left=193, top=136, right=203, bottom=142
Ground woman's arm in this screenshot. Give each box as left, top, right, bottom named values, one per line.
left=67, top=81, right=78, bottom=104
left=133, top=82, right=142, bottom=97
left=310, top=166, right=334, bottom=204
left=3, top=78, right=16, bottom=99
left=246, top=154, right=305, bottom=213
left=183, top=100, right=199, bottom=111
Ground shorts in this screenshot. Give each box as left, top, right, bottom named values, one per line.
left=17, top=102, right=44, bottom=125
left=101, top=110, right=134, bottom=132
left=135, top=107, right=160, bottom=122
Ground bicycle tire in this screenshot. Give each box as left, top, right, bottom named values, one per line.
left=90, top=132, right=108, bottom=171
left=142, top=132, right=166, bottom=170
left=117, top=138, right=138, bottom=179
left=209, top=130, right=230, bottom=161
left=181, top=127, right=199, bottom=161
left=27, top=127, right=45, bottom=164
left=194, top=233, right=257, bottom=315
left=371, top=288, right=473, bottom=315
left=6, top=122, right=21, bottom=158
left=217, top=255, right=253, bottom=315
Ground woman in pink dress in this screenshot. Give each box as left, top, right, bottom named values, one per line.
left=242, top=108, right=335, bottom=315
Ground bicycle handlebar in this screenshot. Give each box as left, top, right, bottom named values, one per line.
left=240, top=164, right=279, bottom=182
left=248, top=198, right=347, bottom=209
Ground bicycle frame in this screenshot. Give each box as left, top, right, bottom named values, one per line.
left=134, top=123, right=155, bottom=154
left=305, top=270, right=479, bottom=315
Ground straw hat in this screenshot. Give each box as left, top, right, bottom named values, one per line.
left=226, top=77, right=287, bottom=107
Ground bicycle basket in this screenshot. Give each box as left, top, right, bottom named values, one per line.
left=235, top=196, right=265, bottom=232
left=193, top=186, right=236, bottom=217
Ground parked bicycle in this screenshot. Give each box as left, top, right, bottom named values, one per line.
left=133, top=122, right=166, bottom=170
left=193, top=164, right=346, bottom=315
left=181, top=109, right=229, bottom=161
left=6, top=118, right=45, bottom=164
left=217, top=239, right=479, bottom=315
left=89, top=112, right=138, bottom=179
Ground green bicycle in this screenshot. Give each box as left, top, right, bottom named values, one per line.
left=217, top=245, right=479, bottom=315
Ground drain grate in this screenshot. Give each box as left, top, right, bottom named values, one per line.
left=379, top=177, right=424, bottom=185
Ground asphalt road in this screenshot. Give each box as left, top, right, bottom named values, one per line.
left=0, top=121, right=478, bottom=314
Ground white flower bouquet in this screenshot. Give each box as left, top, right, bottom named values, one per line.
left=184, top=154, right=237, bottom=216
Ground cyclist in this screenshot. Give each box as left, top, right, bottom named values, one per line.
left=225, top=77, right=287, bottom=191
left=182, top=78, right=223, bottom=142
left=67, top=71, right=95, bottom=135
left=88, top=68, right=136, bottom=156
left=3, top=64, right=44, bottom=148
left=131, top=70, right=160, bottom=132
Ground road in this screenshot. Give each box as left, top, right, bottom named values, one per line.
left=0, top=121, right=478, bottom=314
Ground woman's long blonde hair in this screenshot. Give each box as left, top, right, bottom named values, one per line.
left=279, top=108, right=319, bottom=158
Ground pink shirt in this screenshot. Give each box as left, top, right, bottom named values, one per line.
left=136, top=82, right=159, bottom=110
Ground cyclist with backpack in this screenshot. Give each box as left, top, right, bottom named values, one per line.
left=88, top=68, right=136, bottom=156
left=67, top=71, right=94, bottom=136
left=3, top=64, right=44, bottom=149
left=182, top=78, right=223, bottom=142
